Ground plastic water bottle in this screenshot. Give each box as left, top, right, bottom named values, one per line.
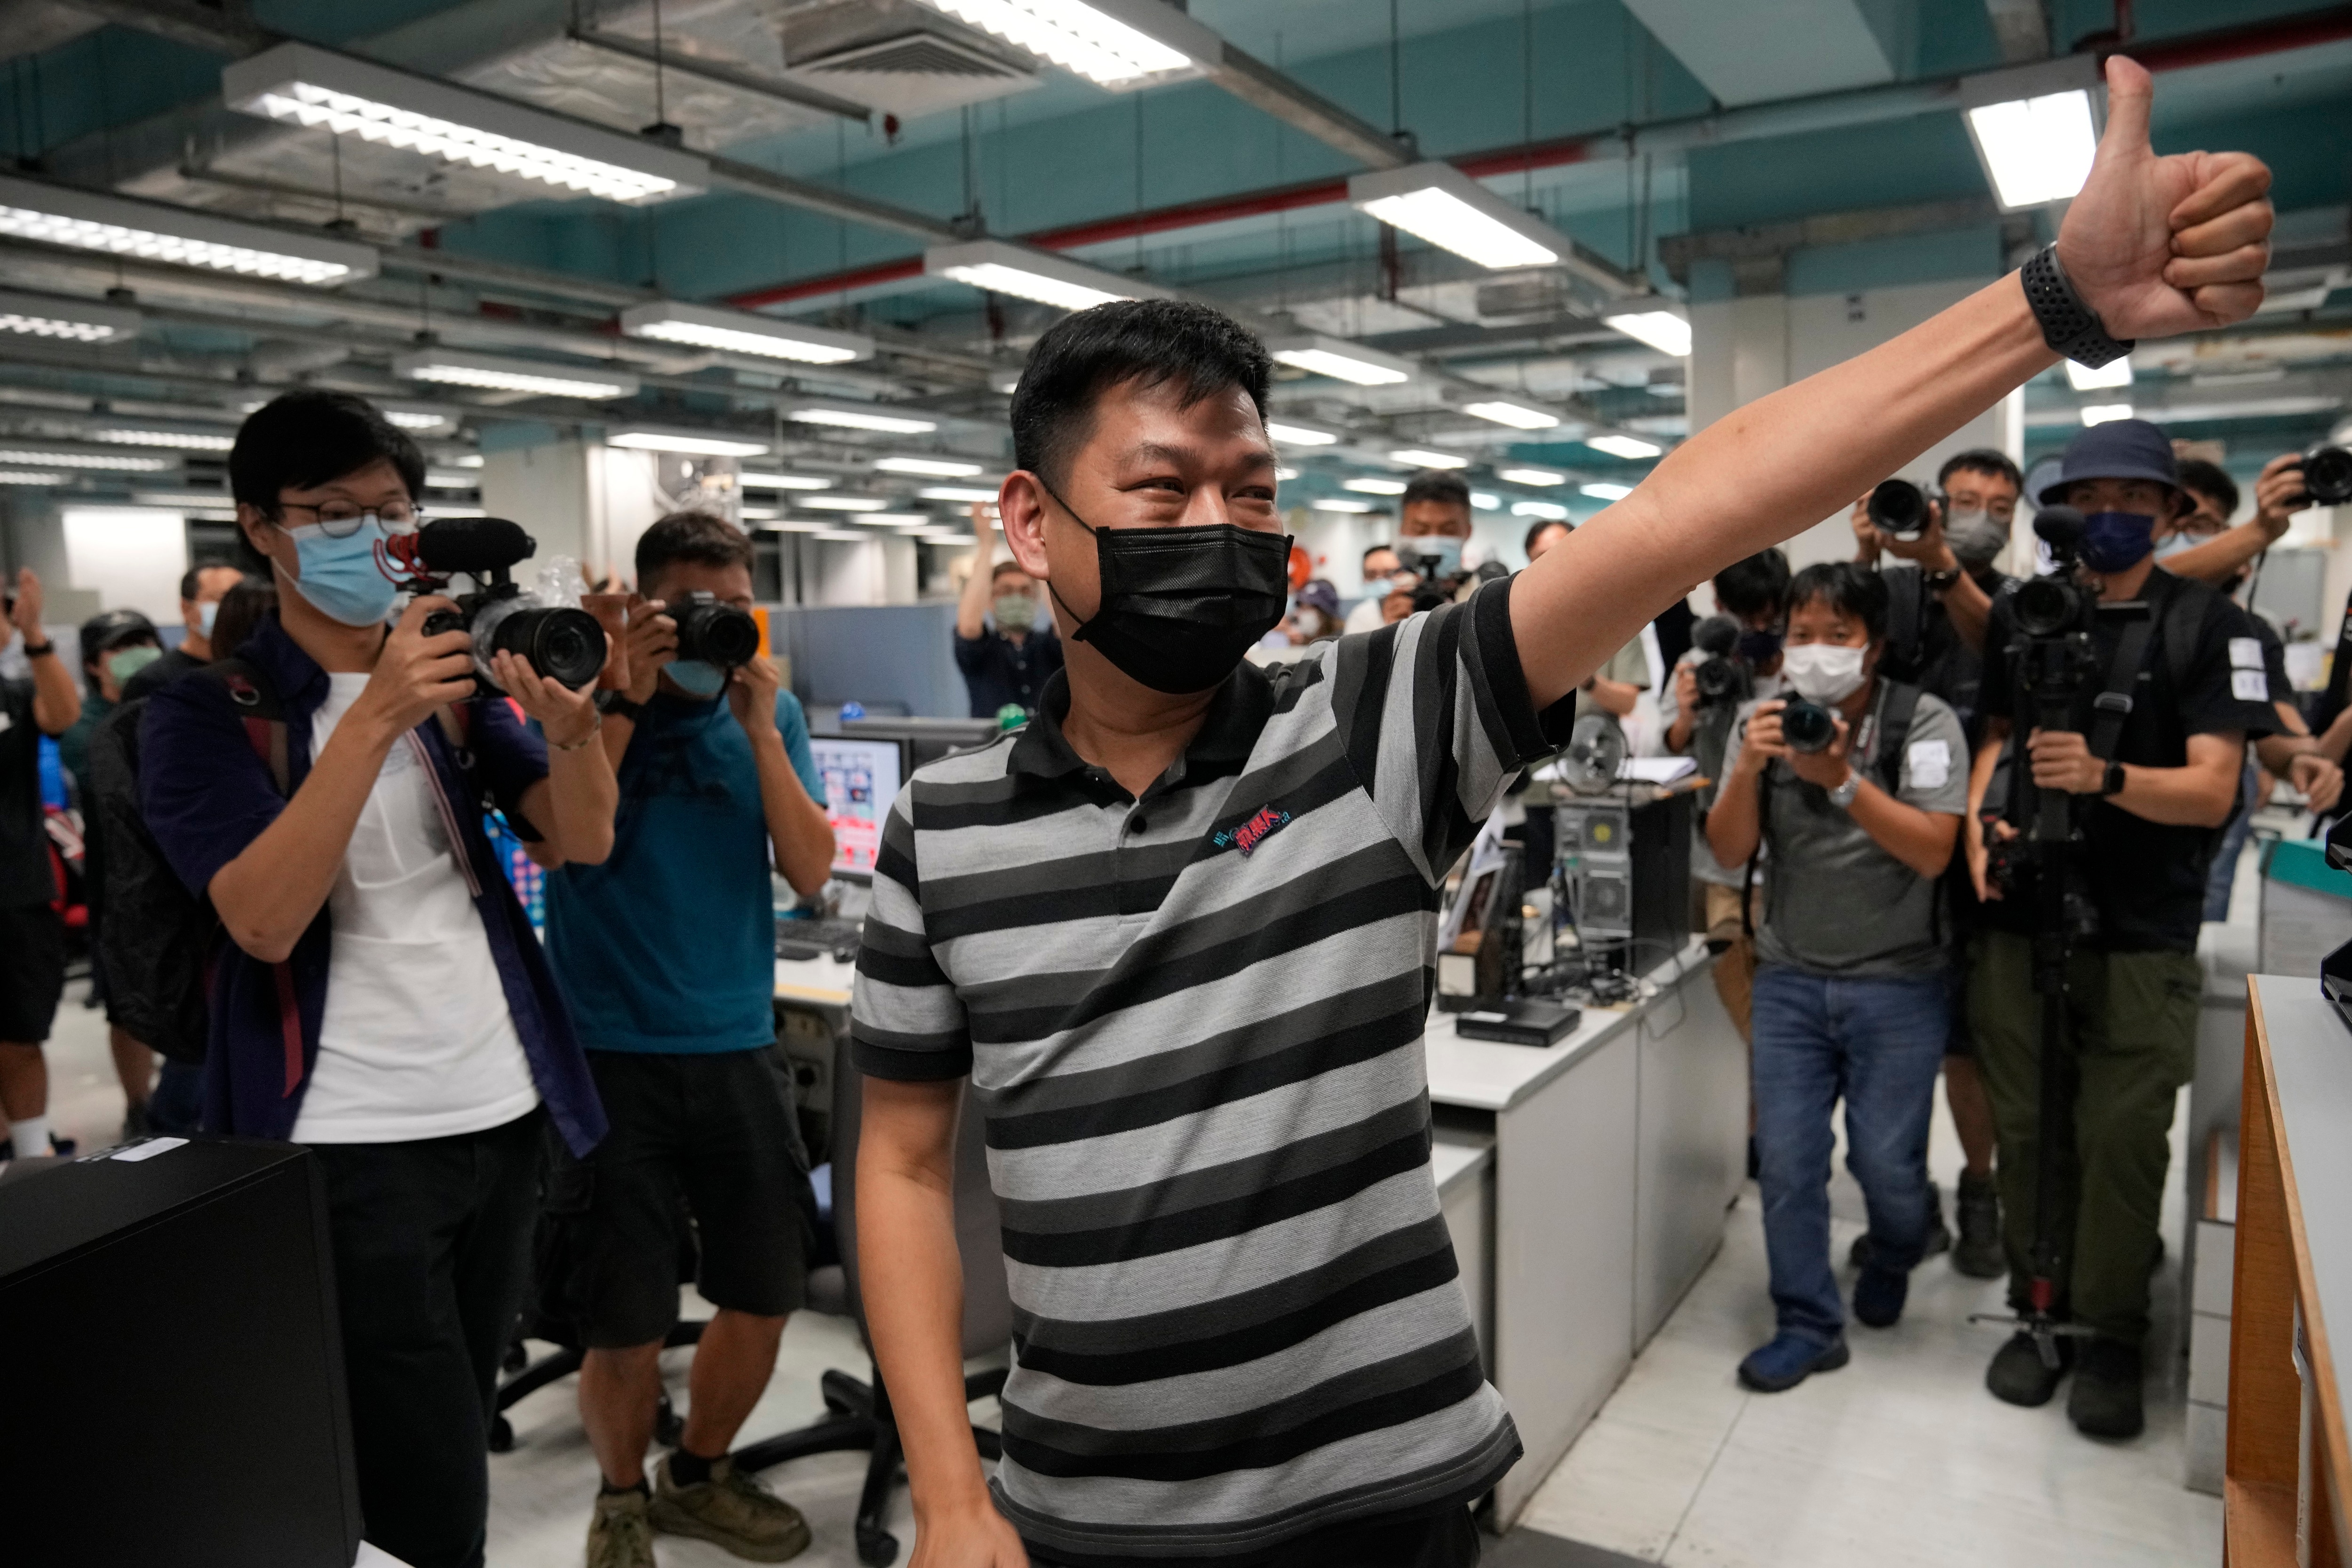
left=840, top=700, right=866, bottom=721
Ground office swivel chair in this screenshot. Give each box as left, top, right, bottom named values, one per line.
left=733, top=1051, right=1013, bottom=1567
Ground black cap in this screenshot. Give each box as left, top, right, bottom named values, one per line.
left=79, top=609, right=159, bottom=666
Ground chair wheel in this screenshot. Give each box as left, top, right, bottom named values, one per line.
left=487, top=1417, right=514, bottom=1454
left=502, top=1341, right=527, bottom=1374
left=855, top=1524, right=898, bottom=1566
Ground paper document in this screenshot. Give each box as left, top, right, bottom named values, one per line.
left=1617, top=756, right=1697, bottom=784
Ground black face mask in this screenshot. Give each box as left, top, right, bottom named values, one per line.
left=1041, top=486, right=1291, bottom=695
left=1737, top=626, right=1784, bottom=664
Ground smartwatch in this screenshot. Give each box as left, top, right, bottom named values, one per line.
left=1828, top=770, right=1862, bottom=810
left=2101, top=759, right=2127, bottom=797
left=596, top=691, right=645, bottom=724
left=2021, top=244, right=2134, bottom=369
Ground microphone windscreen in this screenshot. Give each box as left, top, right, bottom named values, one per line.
left=414, top=516, right=534, bottom=575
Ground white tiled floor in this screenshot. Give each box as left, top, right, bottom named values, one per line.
left=1516, top=1074, right=2222, bottom=1568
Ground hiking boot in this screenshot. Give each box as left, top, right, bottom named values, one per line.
left=1986, top=1329, right=2073, bottom=1408
left=1852, top=1265, right=1908, bottom=1329
left=586, top=1486, right=656, bottom=1568
left=650, top=1454, right=811, bottom=1563
left=1848, top=1181, right=1952, bottom=1268
left=1951, top=1171, right=2004, bottom=1279
left=2068, top=1338, right=2145, bottom=1440
left=1737, top=1332, right=1850, bottom=1393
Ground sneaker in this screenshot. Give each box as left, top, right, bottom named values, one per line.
left=650, top=1454, right=811, bottom=1563
left=1737, top=1332, right=1850, bottom=1393
left=1986, top=1329, right=2074, bottom=1408
left=1847, top=1181, right=1953, bottom=1268
left=121, top=1100, right=152, bottom=1143
left=2068, top=1337, right=2145, bottom=1439
left=1951, top=1171, right=2004, bottom=1279
left=1852, top=1265, right=1908, bottom=1329
left=586, top=1486, right=656, bottom=1568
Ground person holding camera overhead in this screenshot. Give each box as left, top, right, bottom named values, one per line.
left=1706, top=562, right=1970, bottom=1393
left=542, top=510, right=834, bottom=1568
left=140, top=390, right=620, bottom=1568
left=1964, top=419, right=2274, bottom=1441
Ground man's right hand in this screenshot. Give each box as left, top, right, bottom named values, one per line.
left=1848, top=496, right=1882, bottom=564
left=623, top=597, right=678, bottom=705
left=1971, top=817, right=2017, bottom=902
left=352, top=597, right=475, bottom=739
left=2254, top=451, right=2312, bottom=537
left=910, top=1497, right=1030, bottom=1567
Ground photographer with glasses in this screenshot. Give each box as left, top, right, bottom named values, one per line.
left=140, top=390, right=619, bottom=1568
left=1707, top=563, right=1969, bottom=1393
left=1964, top=420, right=2274, bottom=1441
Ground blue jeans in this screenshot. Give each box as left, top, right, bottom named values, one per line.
left=1752, top=964, right=1952, bottom=1344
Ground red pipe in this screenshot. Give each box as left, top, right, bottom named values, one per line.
left=724, top=3, right=2352, bottom=313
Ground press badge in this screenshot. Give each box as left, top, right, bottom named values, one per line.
left=2228, top=637, right=2263, bottom=669
left=2233, top=669, right=2269, bottom=702
left=1907, top=737, right=1951, bottom=790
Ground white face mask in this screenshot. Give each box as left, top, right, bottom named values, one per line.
left=1781, top=642, right=1869, bottom=704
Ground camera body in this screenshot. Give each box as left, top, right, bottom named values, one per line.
left=665, top=590, right=761, bottom=669
left=1867, top=478, right=1937, bottom=541
left=1688, top=614, right=1747, bottom=708
left=405, top=517, right=606, bottom=693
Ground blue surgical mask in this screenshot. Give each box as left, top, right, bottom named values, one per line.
left=285, top=517, right=403, bottom=628
left=1404, top=536, right=1464, bottom=578
left=197, top=599, right=219, bottom=637
left=2079, top=511, right=2157, bottom=574
left=667, top=659, right=725, bottom=699
left=2152, top=530, right=2200, bottom=563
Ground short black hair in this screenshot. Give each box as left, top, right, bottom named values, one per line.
left=1362, top=542, right=1396, bottom=564
left=1402, top=471, right=1471, bottom=513
left=1713, top=549, right=1790, bottom=620
left=1938, top=448, right=2023, bottom=494
left=230, top=391, right=424, bottom=571
left=2176, top=457, right=2239, bottom=516
left=1523, top=517, right=1572, bottom=560
left=1011, top=299, right=1272, bottom=490
left=637, top=510, right=754, bottom=589
left=181, top=564, right=246, bottom=602
left=1788, top=560, right=1890, bottom=642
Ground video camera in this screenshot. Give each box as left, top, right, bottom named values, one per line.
left=1689, top=614, right=1745, bottom=708
left=662, top=590, right=761, bottom=669
left=389, top=517, right=606, bottom=692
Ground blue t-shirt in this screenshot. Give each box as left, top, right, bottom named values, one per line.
left=546, top=690, right=822, bottom=1054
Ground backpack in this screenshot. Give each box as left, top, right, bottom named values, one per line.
left=89, top=660, right=287, bottom=1066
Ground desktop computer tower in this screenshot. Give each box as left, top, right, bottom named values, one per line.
left=0, top=1138, right=361, bottom=1566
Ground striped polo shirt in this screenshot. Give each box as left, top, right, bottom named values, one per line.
left=852, top=577, right=1557, bottom=1560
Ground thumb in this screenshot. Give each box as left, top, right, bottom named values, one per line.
left=2097, top=55, right=2153, bottom=160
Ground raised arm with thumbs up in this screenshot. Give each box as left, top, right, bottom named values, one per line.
left=1502, top=55, right=2273, bottom=711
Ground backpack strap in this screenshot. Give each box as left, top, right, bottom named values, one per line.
left=1881, top=568, right=1928, bottom=683
left=197, top=657, right=291, bottom=796
left=2087, top=615, right=2157, bottom=762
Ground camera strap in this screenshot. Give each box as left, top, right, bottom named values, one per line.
left=2087, top=615, right=2157, bottom=762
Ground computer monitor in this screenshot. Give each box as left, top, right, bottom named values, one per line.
left=810, top=735, right=904, bottom=879
left=843, top=716, right=1002, bottom=770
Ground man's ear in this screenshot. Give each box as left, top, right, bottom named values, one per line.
left=999, top=472, right=1054, bottom=581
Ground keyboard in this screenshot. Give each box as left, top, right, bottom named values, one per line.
left=776, top=918, right=863, bottom=963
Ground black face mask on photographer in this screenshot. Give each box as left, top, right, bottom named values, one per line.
left=1039, top=482, right=1292, bottom=695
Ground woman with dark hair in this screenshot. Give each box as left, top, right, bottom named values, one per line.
left=139, top=390, right=619, bottom=1568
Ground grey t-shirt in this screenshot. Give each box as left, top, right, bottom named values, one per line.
left=1721, top=684, right=1969, bottom=975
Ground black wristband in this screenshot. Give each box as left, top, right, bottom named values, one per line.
left=2021, top=244, right=2133, bottom=370
left=22, top=640, right=52, bottom=657
left=596, top=691, right=645, bottom=723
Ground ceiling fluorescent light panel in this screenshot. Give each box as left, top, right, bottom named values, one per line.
left=1958, top=59, right=2103, bottom=213
left=0, top=173, right=375, bottom=286
left=2065, top=356, right=2133, bottom=391
left=1463, top=399, right=1560, bottom=430
left=1586, top=433, right=1662, bottom=460
left=790, top=407, right=938, bottom=435
left=1389, top=448, right=1468, bottom=470
left=619, top=299, right=872, bottom=365
left=908, top=0, right=1214, bottom=88
left=0, top=448, right=173, bottom=470
left=1500, top=467, right=1566, bottom=486
left=1268, top=334, right=1415, bottom=387
left=925, top=239, right=1165, bottom=312
left=740, top=472, right=833, bottom=491
left=0, top=287, right=139, bottom=342
left=875, top=456, right=985, bottom=477
left=606, top=428, right=771, bottom=457
left=1266, top=421, right=1342, bottom=447
left=1603, top=309, right=1692, bottom=358
left=1349, top=161, right=1572, bottom=271
left=223, top=43, right=708, bottom=205
left=394, top=348, right=638, bottom=399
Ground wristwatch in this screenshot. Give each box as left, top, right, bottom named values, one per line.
left=1921, top=567, right=1961, bottom=594
left=22, top=640, right=51, bottom=657
left=2101, top=759, right=2127, bottom=797
left=596, top=691, right=645, bottom=723
left=1828, top=770, right=1863, bottom=810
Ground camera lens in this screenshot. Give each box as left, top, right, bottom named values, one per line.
left=493, top=606, right=605, bottom=690
left=2013, top=576, right=2078, bottom=639
left=1694, top=656, right=1738, bottom=700
left=1867, top=478, right=1929, bottom=538
left=2305, top=445, right=2352, bottom=507
left=672, top=595, right=761, bottom=669
left=1780, top=698, right=1837, bottom=755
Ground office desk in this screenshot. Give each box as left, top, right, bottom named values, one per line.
left=1427, top=939, right=1747, bottom=1526
left=778, top=944, right=1748, bottom=1529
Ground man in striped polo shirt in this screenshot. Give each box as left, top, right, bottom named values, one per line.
left=851, top=62, right=2269, bottom=1567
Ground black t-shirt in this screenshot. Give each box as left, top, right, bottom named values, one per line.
left=954, top=625, right=1064, bottom=719
left=0, top=677, right=55, bottom=908
left=1882, top=565, right=2013, bottom=748
left=1979, top=568, right=2275, bottom=951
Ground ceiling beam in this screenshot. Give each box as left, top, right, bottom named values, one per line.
left=1197, top=42, right=1411, bottom=170
left=1983, top=0, right=2051, bottom=63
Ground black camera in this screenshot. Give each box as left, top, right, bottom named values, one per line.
left=2294, top=444, right=2352, bottom=508
left=1690, top=614, right=1744, bottom=707
left=1867, top=478, right=1935, bottom=541
left=665, top=590, right=761, bottom=669
left=407, top=517, right=606, bottom=692
left=1779, top=697, right=1838, bottom=755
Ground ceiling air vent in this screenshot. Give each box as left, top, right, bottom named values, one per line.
left=803, top=32, right=1025, bottom=79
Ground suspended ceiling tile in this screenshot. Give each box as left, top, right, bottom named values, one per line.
left=1620, top=0, right=1896, bottom=107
